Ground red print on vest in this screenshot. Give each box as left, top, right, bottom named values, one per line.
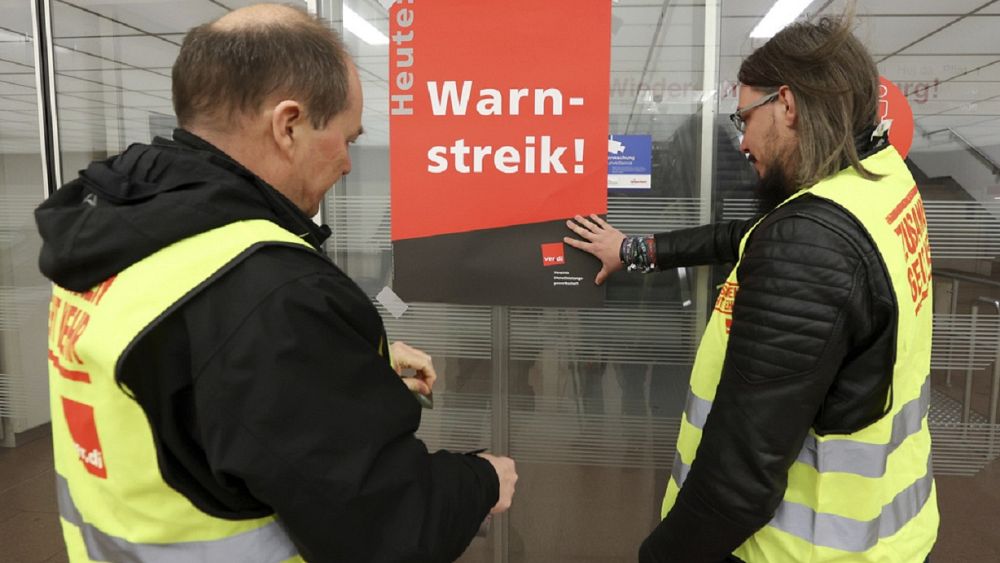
left=886, top=186, right=931, bottom=315
left=716, top=281, right=739, bottom=334
left=61, top=398, right=107, bottom=479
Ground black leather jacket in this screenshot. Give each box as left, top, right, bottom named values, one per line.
left=639, top=149, right=900, bottom=562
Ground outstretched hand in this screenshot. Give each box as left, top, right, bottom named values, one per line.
left=564, top=214, right=626, bottom=285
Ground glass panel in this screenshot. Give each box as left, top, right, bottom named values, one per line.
left=506, top=4, right=708, bottom=560
left=864, top=1, right=1000, bottom=484
left=329, top=2, right=497, bottom=557
left=332, top=1, right=710, bottom=560
left=0, top=0, right=50, bottom=440
left=50, top=0, right=243, bottom=177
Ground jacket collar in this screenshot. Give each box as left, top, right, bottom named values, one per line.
left=165, top=129, right=332, bottom=249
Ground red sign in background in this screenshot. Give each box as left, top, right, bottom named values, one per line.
left=879, top=76, right=915, bottom=159
left=389, top=0, right=610, bottom=242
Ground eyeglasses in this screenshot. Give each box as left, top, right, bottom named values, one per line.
left=729, top=91, right=779, bottom=134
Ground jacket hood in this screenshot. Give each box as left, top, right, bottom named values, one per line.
left=36, top=130, right=329, bottom=291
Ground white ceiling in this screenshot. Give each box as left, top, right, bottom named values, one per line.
left=0, top=0, right=997, bottom=171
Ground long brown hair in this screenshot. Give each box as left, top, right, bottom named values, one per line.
left=738, top=14, right=881, bottom=186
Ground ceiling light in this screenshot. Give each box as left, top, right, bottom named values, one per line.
left=344, top=5, right=389, bottom=46
left=750, top=0, right=815, bottom=39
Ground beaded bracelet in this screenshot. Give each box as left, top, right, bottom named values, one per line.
left=619, top=235, right=657, bottom=273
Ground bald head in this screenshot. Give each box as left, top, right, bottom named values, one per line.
left=171, top=3, right=352, bottom=131
left=213, top=3, right=310, bottom=31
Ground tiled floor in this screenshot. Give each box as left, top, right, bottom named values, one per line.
left=0, top=426, right=67, bottom=563
left=2, top=424, right=999, bottom=563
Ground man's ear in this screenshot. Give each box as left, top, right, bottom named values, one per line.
left=778, top=85, right=797, bottom=128
left=270, top=100, right=303, bottom=157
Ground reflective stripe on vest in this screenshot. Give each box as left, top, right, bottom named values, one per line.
left=57, top=475, right=298, bottom=563
left=770, top=464, right=933, bottom=553
left=671, top=456, right=934, bottom=553
left=49, top=220, right=313, bottom=562
left=660, top=147, right=938, bottom=561
left=680, top=377, right=931, bottom=479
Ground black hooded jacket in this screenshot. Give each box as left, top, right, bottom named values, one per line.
left=36, top=129, right=499, bottom=563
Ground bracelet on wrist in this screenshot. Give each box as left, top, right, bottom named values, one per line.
left=621, top=235, right=657, bottom=273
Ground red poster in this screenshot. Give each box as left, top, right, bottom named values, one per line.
left=389, top=0, right=610, bottom=306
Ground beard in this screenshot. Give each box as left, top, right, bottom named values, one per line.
left=752, top=134, right=798, bottom=214
left=753, top=162, right=796, bottom=214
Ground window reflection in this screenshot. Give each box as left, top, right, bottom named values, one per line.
left=0, top=0, right=50, bottom=440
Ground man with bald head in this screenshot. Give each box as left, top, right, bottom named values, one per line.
left=36, top=4, right=516, bottom=562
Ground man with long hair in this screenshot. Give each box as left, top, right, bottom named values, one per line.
left=567, top=15, right=937, bottom=563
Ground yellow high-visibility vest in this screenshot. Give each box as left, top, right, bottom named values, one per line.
left=661, top=147, right=938, bottom=562
left=48, top=219, right=314, bottom=562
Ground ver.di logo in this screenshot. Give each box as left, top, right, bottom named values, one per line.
left=540, top=242, right=566, bottom=267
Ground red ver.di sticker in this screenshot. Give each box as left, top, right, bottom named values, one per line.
left=62, top=397, right=108, bottom=478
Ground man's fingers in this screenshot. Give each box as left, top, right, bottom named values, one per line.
left=391, top=341, right=437, bottom=392
left=574, top=215, right=600, bottom=232
left=591, top=214, right=612, bottom=229
left=420, top=364, right=438, bottom=391
left=563, top=236, right=590, bottom=250
left=402, top=378, right=419, bottom=393
left=392, top=341, right=433, bottom=369
left=393, top=341, right=431, bottom=363
left=402, top=377, right=431, bottom=396
left=595, top=267, right=609, bottom=286
left=404, top=359, right=436, bottom=391
left=565, top=219, right=596, bottom=240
